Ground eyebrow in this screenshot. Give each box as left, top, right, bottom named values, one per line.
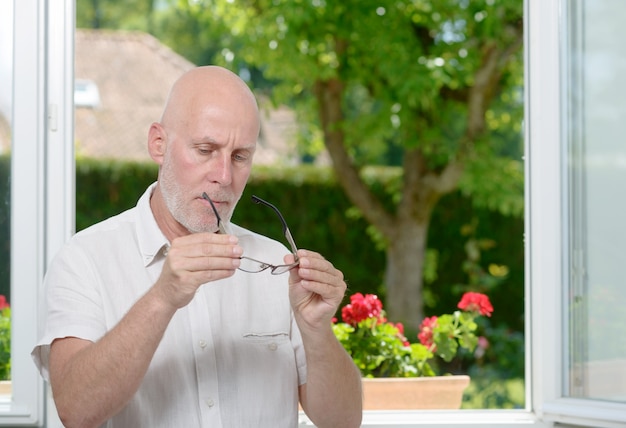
left=192, top=138, right=256, bottom=152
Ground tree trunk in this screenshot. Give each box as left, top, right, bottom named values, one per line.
left=384, top=216, right=430, bottom=333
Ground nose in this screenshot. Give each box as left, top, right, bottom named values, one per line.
left=208, top=153, right=233, bottom=186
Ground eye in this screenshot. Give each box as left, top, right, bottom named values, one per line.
left=196, top=145, right=215, bottom=156
left=233, top=151, right=252, bottom=163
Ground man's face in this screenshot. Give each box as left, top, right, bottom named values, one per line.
left=158, top=115, right=257, bottom=234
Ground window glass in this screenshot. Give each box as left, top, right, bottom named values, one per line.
left=0, top=0, right=12, bottom=392
left=566, top=0, right=626, bottom=402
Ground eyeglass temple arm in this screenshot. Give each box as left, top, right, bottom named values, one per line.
left=251, top=195, right=299, bottom=255
left=202, top=192, right=226, bottom=234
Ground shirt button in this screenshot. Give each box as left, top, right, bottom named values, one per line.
left=205, top=398, right=215, bottom=408
left=268, top=342, right=278, bottom=351
left=198, top=340, right=207, bottom=349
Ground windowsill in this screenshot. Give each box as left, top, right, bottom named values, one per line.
left=299, top=409, right=549, bottom=427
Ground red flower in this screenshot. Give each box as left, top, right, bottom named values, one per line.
left=0, top=295, right=9, bottom=310
left=417, top=316, right=438, bottom=348
left=341, top=293, right=383, bottom=326
left=394, top=322, right=405, bottom=336
left=394, top=322, right=410, bottom=346
left=457, top=292, right=493, bottom=317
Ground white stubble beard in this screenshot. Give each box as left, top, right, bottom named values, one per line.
left=159, top=155, right=216, bottom=234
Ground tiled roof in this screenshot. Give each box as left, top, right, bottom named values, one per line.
left=75, top=29, right=194, bottom=161
left=75, top=29, right=301, bottom=165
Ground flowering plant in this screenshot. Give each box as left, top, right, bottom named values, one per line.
left=332, top=291, right=493, bottom=377
left=0, top=295, right=10, bottom=380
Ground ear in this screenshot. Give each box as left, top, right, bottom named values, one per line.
left=148, top=122, right=167, bottom=165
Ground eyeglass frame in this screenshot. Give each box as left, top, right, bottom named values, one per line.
left=202, top=192, right=300, bottom=275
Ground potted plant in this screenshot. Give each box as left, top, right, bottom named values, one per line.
left=332, top=291, right=493, bottom=409
left=0, top=295, right=10, bottom=396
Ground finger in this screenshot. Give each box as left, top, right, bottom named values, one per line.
left=167, top=251, right=242, bottom=273
left=165, top=234, right=242, bottom=278
left=296, top=251, right=343, bottom=281
left=294, top=255, right=346, bottom=299
left=167, top=245, right=243, bottom=265
left=171, top=233, right=241, bottom=257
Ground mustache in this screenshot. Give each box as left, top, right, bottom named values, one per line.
left=201, top=192, right=232, bottom=204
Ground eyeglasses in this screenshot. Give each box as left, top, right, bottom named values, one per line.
left=202, top=192, right=300, bottom=275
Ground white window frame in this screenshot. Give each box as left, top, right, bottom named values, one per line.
left=533, top=2, right=626, bottom=427
left=1, top=0, right=46, bottom=424
left=2, top=0, right=74, bottom=425
left=4, top=0, right=626, bottom=426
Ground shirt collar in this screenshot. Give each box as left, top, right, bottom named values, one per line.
left=136, top=182, right=169, bottom=267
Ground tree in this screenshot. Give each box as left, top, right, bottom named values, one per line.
left=86, top=0, right=525, bottom=330
left=76, top=0, right=158, bottom=32
left=209, top=0, right=524, bottom=330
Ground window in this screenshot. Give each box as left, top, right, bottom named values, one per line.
left=0, top=0, right=74, bottom=425
left=563, top=0, right=626, bottom=403
left=531, top=0, right=626, bottom=427
left=4, top=0, right=626, bottom=427
left=74, top=79, right=101, bottom=109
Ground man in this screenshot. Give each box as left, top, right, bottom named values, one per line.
left=32, top=66, right=363, bottom=427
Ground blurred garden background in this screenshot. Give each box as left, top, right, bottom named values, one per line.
left=0, top=0, right=525, bottom=409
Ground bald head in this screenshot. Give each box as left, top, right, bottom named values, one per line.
left=160, top=66, right=260, bottom=137
left=147, top=66, right=261, bottom=237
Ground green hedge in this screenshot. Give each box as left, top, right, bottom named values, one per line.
left=74, top=158, right=388, bottom=294
left=1, top=155, right=525, bottom=347
left=0, top=156, right=8, bottom=301
left=73, top=158, right=524, bottom=330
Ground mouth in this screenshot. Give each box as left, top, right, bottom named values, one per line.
left=201, top=192, right=219, bottom=207
left=201, top=193, right=224, bottom=206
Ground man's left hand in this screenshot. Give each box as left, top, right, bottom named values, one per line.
left=286, top=250, right=346, bottom=331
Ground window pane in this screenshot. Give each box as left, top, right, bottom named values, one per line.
left=566, top=0, right=626, bottom=402
left=0, top=0, right=12, bottom=391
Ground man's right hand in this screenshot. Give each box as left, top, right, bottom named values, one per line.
left=154, top=232, right=242, bottom=309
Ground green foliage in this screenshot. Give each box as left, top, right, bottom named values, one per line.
left=205, top=0, right=524, bottom=168
left=75, top=157, right=159, bottom=230
left=470, top=323, right=525, bottom=379
left=332, top=319, right=435, bottom=378
left=149, top=1, right=524, bottom=192
left=71, top=0, right=526, bottom=371
left=76, top=0, right=158, bottom=31
left=74, top=159, right=389, bottom=290
left=72, top=156, right=524, bottom=339
left=462, top=377, right=525, bottom=409
left=0, top=305, right=10, bottom=380
left=434, top=312, right=478, bottom=362
left=427, top=192, right=525, bottom=334
left=151, top=1, right=231, bottom=67
left=0, top=155, right=9, bottom=301
left=148, top=0, right=524, bottom=329
left=0, top=155, right=525, bottom=381
left=460, top=155, right=524, bottom=217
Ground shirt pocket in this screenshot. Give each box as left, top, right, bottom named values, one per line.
left=238, top=331, right=297, bottom=381
left=242, top=331, right=290, bottom=348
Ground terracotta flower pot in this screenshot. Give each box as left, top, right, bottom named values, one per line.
left=0, top=380, right=11, bottom=396
left=362, top=375, right=470, bottom=410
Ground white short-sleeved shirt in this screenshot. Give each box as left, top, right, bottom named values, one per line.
left=31, top=184, right=307, bottom=428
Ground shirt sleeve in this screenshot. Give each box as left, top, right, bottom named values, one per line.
left=31, top=240, right=108, bottom=380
